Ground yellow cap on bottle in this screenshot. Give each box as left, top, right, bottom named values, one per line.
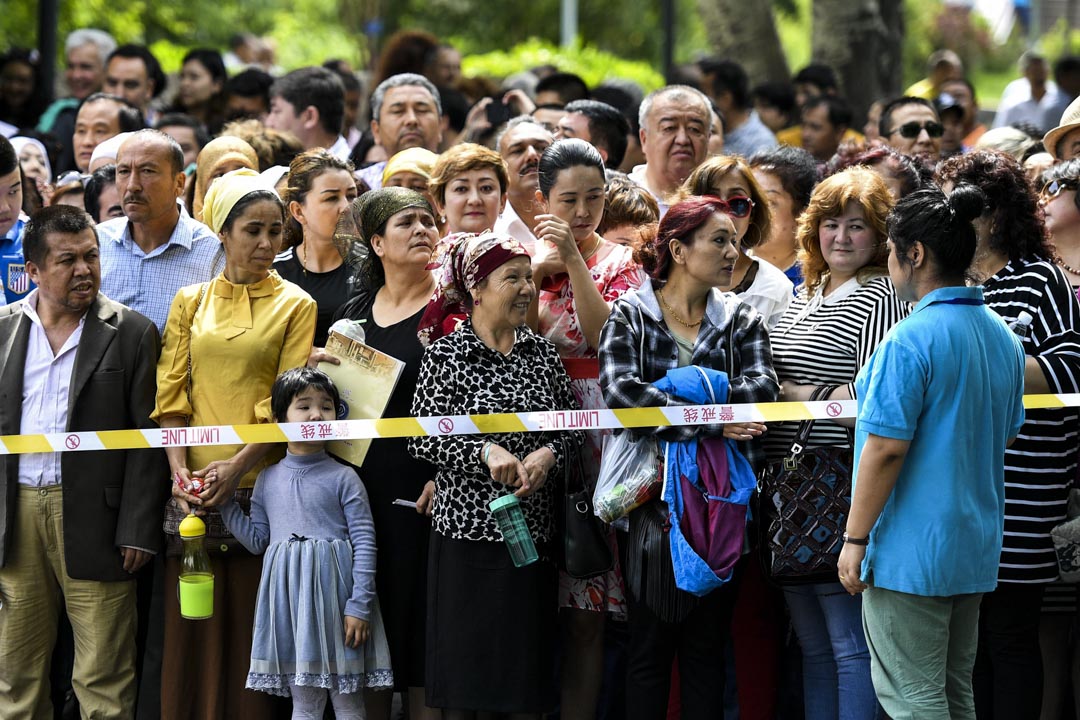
left=178, top=513, right=207, bottom=538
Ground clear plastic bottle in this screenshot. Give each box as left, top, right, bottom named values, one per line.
left=488, top=495, right=539, bottom=567
left=178, top=513, right=214, bottom=620
left=328, top=318, right=366, bottom=344
left=1010, top=311, right=1034, bottom=339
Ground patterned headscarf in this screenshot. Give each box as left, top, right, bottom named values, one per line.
left=358, top=186, right=432, bottom=242
left=338, top=187, right=434, bottom=284
left=417, top=231, right=530, bottom=346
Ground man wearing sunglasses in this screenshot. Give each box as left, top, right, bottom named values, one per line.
left=879, top=96, right=943, bottom=163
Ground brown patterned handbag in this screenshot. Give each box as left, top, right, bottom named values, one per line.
left=757, top=385, right=853, bottom=585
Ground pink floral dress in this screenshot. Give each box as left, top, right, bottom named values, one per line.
left=538, top=240, right=644, bottom=614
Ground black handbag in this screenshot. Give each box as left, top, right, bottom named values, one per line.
left=564, top=448, right=615, bottom=579
left=757, top=385, right=853, bottom=585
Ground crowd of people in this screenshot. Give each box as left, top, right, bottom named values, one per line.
left=2, top=24, right=1080, bottom=720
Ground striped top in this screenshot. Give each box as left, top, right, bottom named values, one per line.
left=763, top=275, right=909, bottom=462
left=986, top=257, right=1080, bottom=584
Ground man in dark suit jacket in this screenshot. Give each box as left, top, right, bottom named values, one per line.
left=0, top=205, right=167, bottom=719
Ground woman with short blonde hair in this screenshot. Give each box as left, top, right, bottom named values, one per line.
left=764, top=166, right=908, bottom=720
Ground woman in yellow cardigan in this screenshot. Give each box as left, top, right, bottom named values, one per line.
left=153, top=169, right=317, bottom=720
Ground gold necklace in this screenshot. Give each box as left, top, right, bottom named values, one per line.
left=580, top=234, right=602, bottom=262
left=298, top=240, right=308, bottom=278
left=657, top=288, right=702, bottom=328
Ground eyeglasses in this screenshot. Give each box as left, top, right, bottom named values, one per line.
left=55, top=171, right=90, bottom=188
left=1042, top=179, right=1079, bottom=198
left=714, top=195, right=754, bottom=218
left=887, top=121, right=945, bottom=139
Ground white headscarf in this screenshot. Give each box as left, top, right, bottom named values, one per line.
left=10, top=136, right=52, bottom=184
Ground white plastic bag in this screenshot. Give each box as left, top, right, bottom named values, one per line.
left=593, top=430, right=662, bottom=524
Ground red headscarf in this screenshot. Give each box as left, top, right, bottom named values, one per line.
left=417, top=231, right=531, bottom=346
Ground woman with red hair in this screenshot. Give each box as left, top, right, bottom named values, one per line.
left=598, top=195, right=778, bottom=718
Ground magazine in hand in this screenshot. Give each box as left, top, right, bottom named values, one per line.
left=318, top=328, right=405, bottom=466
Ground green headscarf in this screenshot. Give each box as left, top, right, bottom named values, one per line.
left=337, top=186, right=434, bottom=286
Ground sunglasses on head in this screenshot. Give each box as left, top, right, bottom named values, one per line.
left=1042, top=179, right=1079, bottom=198
left=714, top=195, right=754, bottom=218
left=888, top=121, right=945, bottom=139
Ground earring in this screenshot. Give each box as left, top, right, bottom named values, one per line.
left=440, top=216, right=447, bottom=224
left=473, top=297, right=482, bottom=306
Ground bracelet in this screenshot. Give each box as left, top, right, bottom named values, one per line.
left=482, top=442, right=493, bottom=465
left=842, top=531, right=869, bottom=546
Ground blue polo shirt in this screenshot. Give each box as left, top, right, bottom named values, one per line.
left=853, top=285, right=1026, bottom=597
left=1, top=214, right=33, bottom=305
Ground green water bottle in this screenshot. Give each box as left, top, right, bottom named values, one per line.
left=488, top=494, right=539, bottom=567
left=178, top=514, right=214, bottom=620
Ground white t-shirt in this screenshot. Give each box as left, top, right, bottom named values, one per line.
left=735, top=258, right=793, bottom=330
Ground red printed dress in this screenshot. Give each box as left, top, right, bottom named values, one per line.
left=538, top=240, right=643, bottom=614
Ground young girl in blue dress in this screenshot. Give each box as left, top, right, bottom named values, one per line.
left=220, top=367, right=392, bottom=719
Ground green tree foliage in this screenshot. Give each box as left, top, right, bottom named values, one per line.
left=3, top=0, right=711, bottom=72
left=386, top=0, right=708, bottom=65
left=0, top=0, right=364, bottom=72
left=462, top=39, right=665, bottom=90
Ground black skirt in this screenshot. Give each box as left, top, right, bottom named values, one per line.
left=426, top=531, right=558, bottom=713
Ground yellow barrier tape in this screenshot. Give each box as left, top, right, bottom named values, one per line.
left=0, top=394, right=1071, bottom=456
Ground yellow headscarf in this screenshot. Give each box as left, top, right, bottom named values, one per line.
left=202, top=169, right=276, bottom=234
left=193, top=136, right=260, bottom=221
left=382, top=147, right=439, bottom=186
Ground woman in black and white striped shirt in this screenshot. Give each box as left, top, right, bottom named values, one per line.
left=763, top=166, right=909, bottom=720
left=938, top=149, right=1080, bottom=720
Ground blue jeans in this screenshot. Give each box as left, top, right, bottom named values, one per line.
left=784, top=582, right=879, bottom=720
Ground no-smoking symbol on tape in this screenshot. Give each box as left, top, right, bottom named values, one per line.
left=437, top=418, right=455, bottom=434
left=826, top=403, right=842, bottom=418
left=64, top=434, right=81, bottom=449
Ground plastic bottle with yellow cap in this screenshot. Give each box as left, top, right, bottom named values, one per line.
left=178, top=513, right=214, bottom=620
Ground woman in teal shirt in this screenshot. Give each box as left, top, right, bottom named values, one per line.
left=837, top=184, right=1026, bottom=720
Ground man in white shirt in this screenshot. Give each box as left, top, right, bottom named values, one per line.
left=265, top=66, right=351, bottom=160
left=994, top=51, right=1068, bottom=133
left=0, top=205, right=166, bottom=719
left=628, top=85, right=712, bottom=217
left=493, top=117, right=553, bottom=252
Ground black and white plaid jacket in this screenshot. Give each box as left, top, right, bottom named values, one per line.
left=598, top=279, right=778, bottom=470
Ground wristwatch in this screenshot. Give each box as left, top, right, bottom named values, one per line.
left=842, top=531, right=868, bottom=546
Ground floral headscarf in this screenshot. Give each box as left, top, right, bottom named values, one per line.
left=417, top=231, right=530, bottom=346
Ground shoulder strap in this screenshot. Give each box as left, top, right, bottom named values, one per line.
left=726, top=303, right=736, bottom=379
left=636, top=303, right=646, bottom=379
left=186, top=282, right=210, bottom=405
left=785, top=384, right=838, bottom=465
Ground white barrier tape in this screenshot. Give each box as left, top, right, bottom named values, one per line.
left=0, top=394, right=1072, bottom=456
